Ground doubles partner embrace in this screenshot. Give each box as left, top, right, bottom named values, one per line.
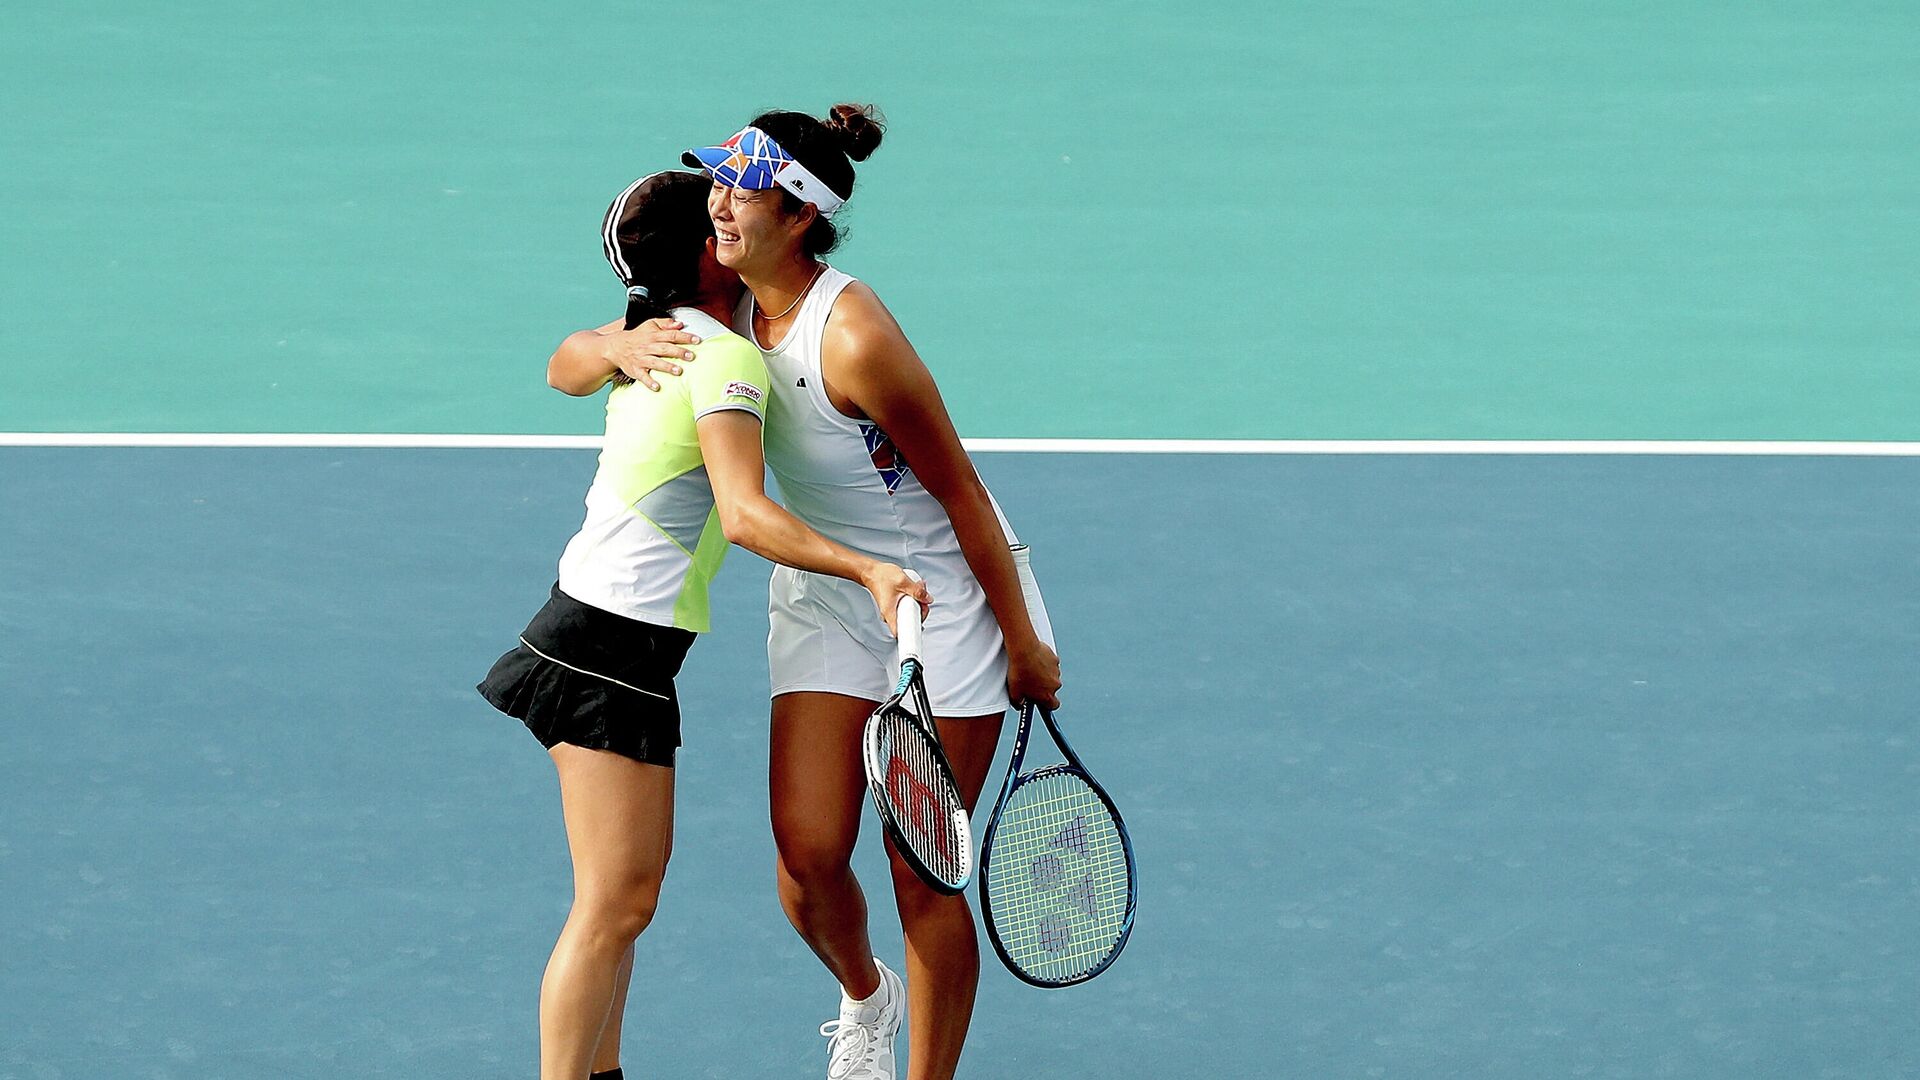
left=477, top=103, right=1061, bottom=1080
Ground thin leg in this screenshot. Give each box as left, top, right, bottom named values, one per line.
left=769, top=691, right=885, bottom=999
left=890, top=711, right=1005, bottom=1080
left=539, top=744, right=674, bottom=1080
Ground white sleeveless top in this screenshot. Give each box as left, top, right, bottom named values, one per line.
left=734, top=265, right=1019, bottom=570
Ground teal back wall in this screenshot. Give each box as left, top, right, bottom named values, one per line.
left=4, top=2, right=1915, bottom=437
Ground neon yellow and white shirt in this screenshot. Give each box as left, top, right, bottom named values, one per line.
left=556, top=308, right=770, bottom=632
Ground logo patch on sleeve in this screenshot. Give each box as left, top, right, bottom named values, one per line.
left=723, top=380, right=765, bottom=404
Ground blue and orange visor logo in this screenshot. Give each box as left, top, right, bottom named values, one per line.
left=682, top=126, right=846, bottom=217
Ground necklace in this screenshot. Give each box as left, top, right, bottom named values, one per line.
left=757, top=263, right=824, bottom=323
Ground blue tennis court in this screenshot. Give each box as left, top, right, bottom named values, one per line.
left=7, top=0, right=1920, bottom=1075
left=4, top=448, right=1915, bottom=1077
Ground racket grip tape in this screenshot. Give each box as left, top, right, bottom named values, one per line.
left=1009, top=544, right=1055, bottom=648
left=896, top=568, right=924, bottom=664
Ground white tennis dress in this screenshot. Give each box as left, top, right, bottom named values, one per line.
left=737, top=266, right=1053, bottom=715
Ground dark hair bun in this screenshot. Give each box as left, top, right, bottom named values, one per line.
left=826, top=103, right=885, bottom=162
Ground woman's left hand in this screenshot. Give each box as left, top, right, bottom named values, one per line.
left=1007, top=636, right=1061, bottom=711
left=604, top=318, right=700, bottom=391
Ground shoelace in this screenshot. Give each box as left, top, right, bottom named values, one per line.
left=819, top=1016, right=876, bottom=1079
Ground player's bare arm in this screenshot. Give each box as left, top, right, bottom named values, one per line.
left=698, top=409, right=929, bottom=632
left=547, top=317, right=702, bottom=395
left=822, top=283, right=1062, bottom=709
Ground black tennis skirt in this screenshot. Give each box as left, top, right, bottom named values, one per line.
left=477, top=583, right=697, bottom=767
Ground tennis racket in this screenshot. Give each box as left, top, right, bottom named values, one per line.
left=980, top=701, right=1137, bottom=987
left=863, top=582, right=975, bottom=895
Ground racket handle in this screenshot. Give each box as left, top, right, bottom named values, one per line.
left=896, top=568, right=924, bottom=663
left=1009, top=544, right=1055, bottom=648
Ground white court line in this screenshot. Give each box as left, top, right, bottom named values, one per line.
left=0, top=432, right=602, bottom=449
left=1, top=433, right=1919, bottom=455
left=968, top=439, right=1920, bottom=456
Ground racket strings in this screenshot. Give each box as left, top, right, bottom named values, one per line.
left=874, top=706, right=971, bottom=886
left=984, top=772, right=1131, bottom=981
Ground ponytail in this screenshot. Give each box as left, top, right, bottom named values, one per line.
left=621, top=284, right=668, bottom=331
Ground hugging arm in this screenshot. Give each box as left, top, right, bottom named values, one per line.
left=548, top=318, right=704, bottom=395
left=697, top=410, right=928, bottom=633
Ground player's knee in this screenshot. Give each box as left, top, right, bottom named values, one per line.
left=574, top=880, right=664, bottom=946
left=776, top=838, right=852, bottom=891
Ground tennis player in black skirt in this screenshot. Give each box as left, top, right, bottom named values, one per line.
left=478, top=171, right=927, bottom=1080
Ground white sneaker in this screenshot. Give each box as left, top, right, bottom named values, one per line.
left=818, top=958, right=904, bottom=1080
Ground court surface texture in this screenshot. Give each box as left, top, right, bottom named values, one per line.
left=3, top=447, right=1915, bottom=1078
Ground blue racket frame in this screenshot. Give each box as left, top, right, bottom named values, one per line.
left=979, top=702, right=1138, bottom=988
